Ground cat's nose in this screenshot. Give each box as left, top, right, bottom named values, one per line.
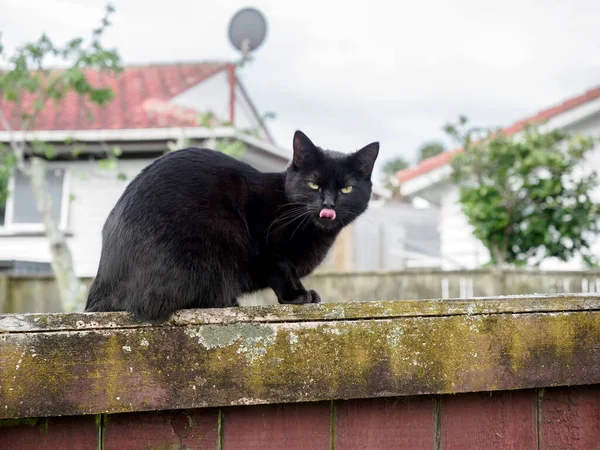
left=322, top=197, right=336, bottom=209
left=322, top=192, right=337, bottom=209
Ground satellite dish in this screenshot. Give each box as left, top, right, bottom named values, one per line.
left=228, top=7, right=268, bottom=57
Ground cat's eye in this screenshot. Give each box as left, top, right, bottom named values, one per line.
left=341, top=186, right=353, bottom=194
left=308, top=181, right=319, bottom=190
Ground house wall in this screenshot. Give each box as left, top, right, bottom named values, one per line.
left=435, top=112, right=600, bottom=270
left=352, top=203, right=441, bottom=271
left=170, top=70, right=269, bottom=141
left=438, top=187, right=490, bottom=269
left=233, top=84, right=270, bottom=141
left=0, top=148, right=289, bottom=278
left=0, top=159, right=151, bottom=277
left=170, top=71, right=230, bottom=124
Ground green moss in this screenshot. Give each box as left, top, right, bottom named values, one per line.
left=33, top=315, right=50, bottom=326
left=0, top=417, right=39, bottom=427
left=216, top=408, right=223, bottom=450
left=330, top=400, right=336, bottom=450
left=96, top=414, right=105, bottom=450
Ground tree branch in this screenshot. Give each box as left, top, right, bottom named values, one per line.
left=0, top=107, right=27, bottom=172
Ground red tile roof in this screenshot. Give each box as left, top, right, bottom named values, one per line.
left=396, top=85, right=600, bottom=184
left=0, top=62, right=230, bottom=131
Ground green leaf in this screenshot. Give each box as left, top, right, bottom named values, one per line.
left=216, top=140, right=246, bottom=159
left=33, top=98, right=44, bottom=112
left=72, top=145, right=85, bottom=157
left=98, top=159, right=117, bottom=170
left=198, top=112, right=215, bottom=128
left=31, top=140, right=57, bottom=159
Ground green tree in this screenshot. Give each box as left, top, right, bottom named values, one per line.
left=418, top=141, right=445, bottom=162
left=445, top=115, right=600, bottom=267
left=381, top=156, right=409, bottom=185
left=0, top=150, right=12, bottom=203
left=0, top=149, right=13, bottom=222
left=0, top=4, right=121, bottom=310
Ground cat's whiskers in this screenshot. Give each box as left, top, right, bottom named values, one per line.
left=269, top=205, right=320, bottom=234
left=268, top=213, right=311, bottom=238
left=342, top=206, right=377, bottom=225
left=267, top=208, right=308, bottom=230
left=266, top=207, right=314, bottom=241
left=276, top=202, right=308, bottom=210
left=290, top=211, right=316, bottom=239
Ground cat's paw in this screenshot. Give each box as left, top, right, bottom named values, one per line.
left=307, top=289, right=321, bottom=304
left=281, top=290, right=321, bottom=305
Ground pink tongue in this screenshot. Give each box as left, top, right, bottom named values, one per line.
left=319, top=208, right=336, bottom=220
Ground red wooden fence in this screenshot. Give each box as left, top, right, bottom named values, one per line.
left=2, top=294, right=600, bottom=449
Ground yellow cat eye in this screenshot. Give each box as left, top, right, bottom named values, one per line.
left=308, top=181, right=319, bottom=190
left=341, top=186, right=353, bottom=194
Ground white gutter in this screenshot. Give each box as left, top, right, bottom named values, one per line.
left=233, top=131, right=290, bottom=161
left=400, top=164, right=453, bottom=197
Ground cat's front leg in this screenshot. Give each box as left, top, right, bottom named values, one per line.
left=267, top=260, right=321, bottom=305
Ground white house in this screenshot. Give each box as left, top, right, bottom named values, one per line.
left=396, top=85, right=600, bottom=270
left=0, top=62, right=291, bottom=277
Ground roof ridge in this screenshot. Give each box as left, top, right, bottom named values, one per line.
left=4, top=61, right=232, bottom=73
left=116, top=60, right=231, bottom=69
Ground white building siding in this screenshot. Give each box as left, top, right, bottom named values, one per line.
left=67, top=159, right=152, bottom=277
left=0, top=159, right=152, bottom=277
left=170, top=70, right=269, bottom=141
left=171, top=71, right=231, bottom=123
left=438, top=187, right=490, bottom=269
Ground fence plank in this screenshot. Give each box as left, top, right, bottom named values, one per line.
left=540, top=386, right=600, bottom=449
left=440, top=390, right=537, bottom=449
left=335, top=397, right=436, bottom=449
left=222, top=402, right=331, bottom=450
left=0, top=415, right=98, bottom=450
left=103, top=409, right=219, bottom=450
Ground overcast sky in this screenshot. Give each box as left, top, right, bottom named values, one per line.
left=2, top=0, right=600, bottom=177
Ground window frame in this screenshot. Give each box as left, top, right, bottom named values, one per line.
left=0, top=166, right=71, bottom=235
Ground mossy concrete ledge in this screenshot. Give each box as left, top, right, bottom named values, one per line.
left=2, top=294, right=600, bottom=419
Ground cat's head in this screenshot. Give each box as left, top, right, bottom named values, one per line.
left=285, top=130, right=379, bottom=231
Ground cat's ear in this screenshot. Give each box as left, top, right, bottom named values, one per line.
left=292, top=130, right=317, bottom=169
left=352, top=142, right=379, bottom=178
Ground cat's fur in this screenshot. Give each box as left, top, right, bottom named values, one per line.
left=85, top=130, right=379, bottom=322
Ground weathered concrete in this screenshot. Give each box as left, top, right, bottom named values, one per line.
left=2, top=295, right=600, bottom=419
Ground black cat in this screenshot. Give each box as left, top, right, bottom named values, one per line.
left=85, top=130, right=379, bottom=322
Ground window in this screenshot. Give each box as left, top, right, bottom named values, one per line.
left=2, top=167, right=70, bottom=231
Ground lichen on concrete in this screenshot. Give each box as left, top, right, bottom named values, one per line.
left=185, top=323, right=277, bottom=364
